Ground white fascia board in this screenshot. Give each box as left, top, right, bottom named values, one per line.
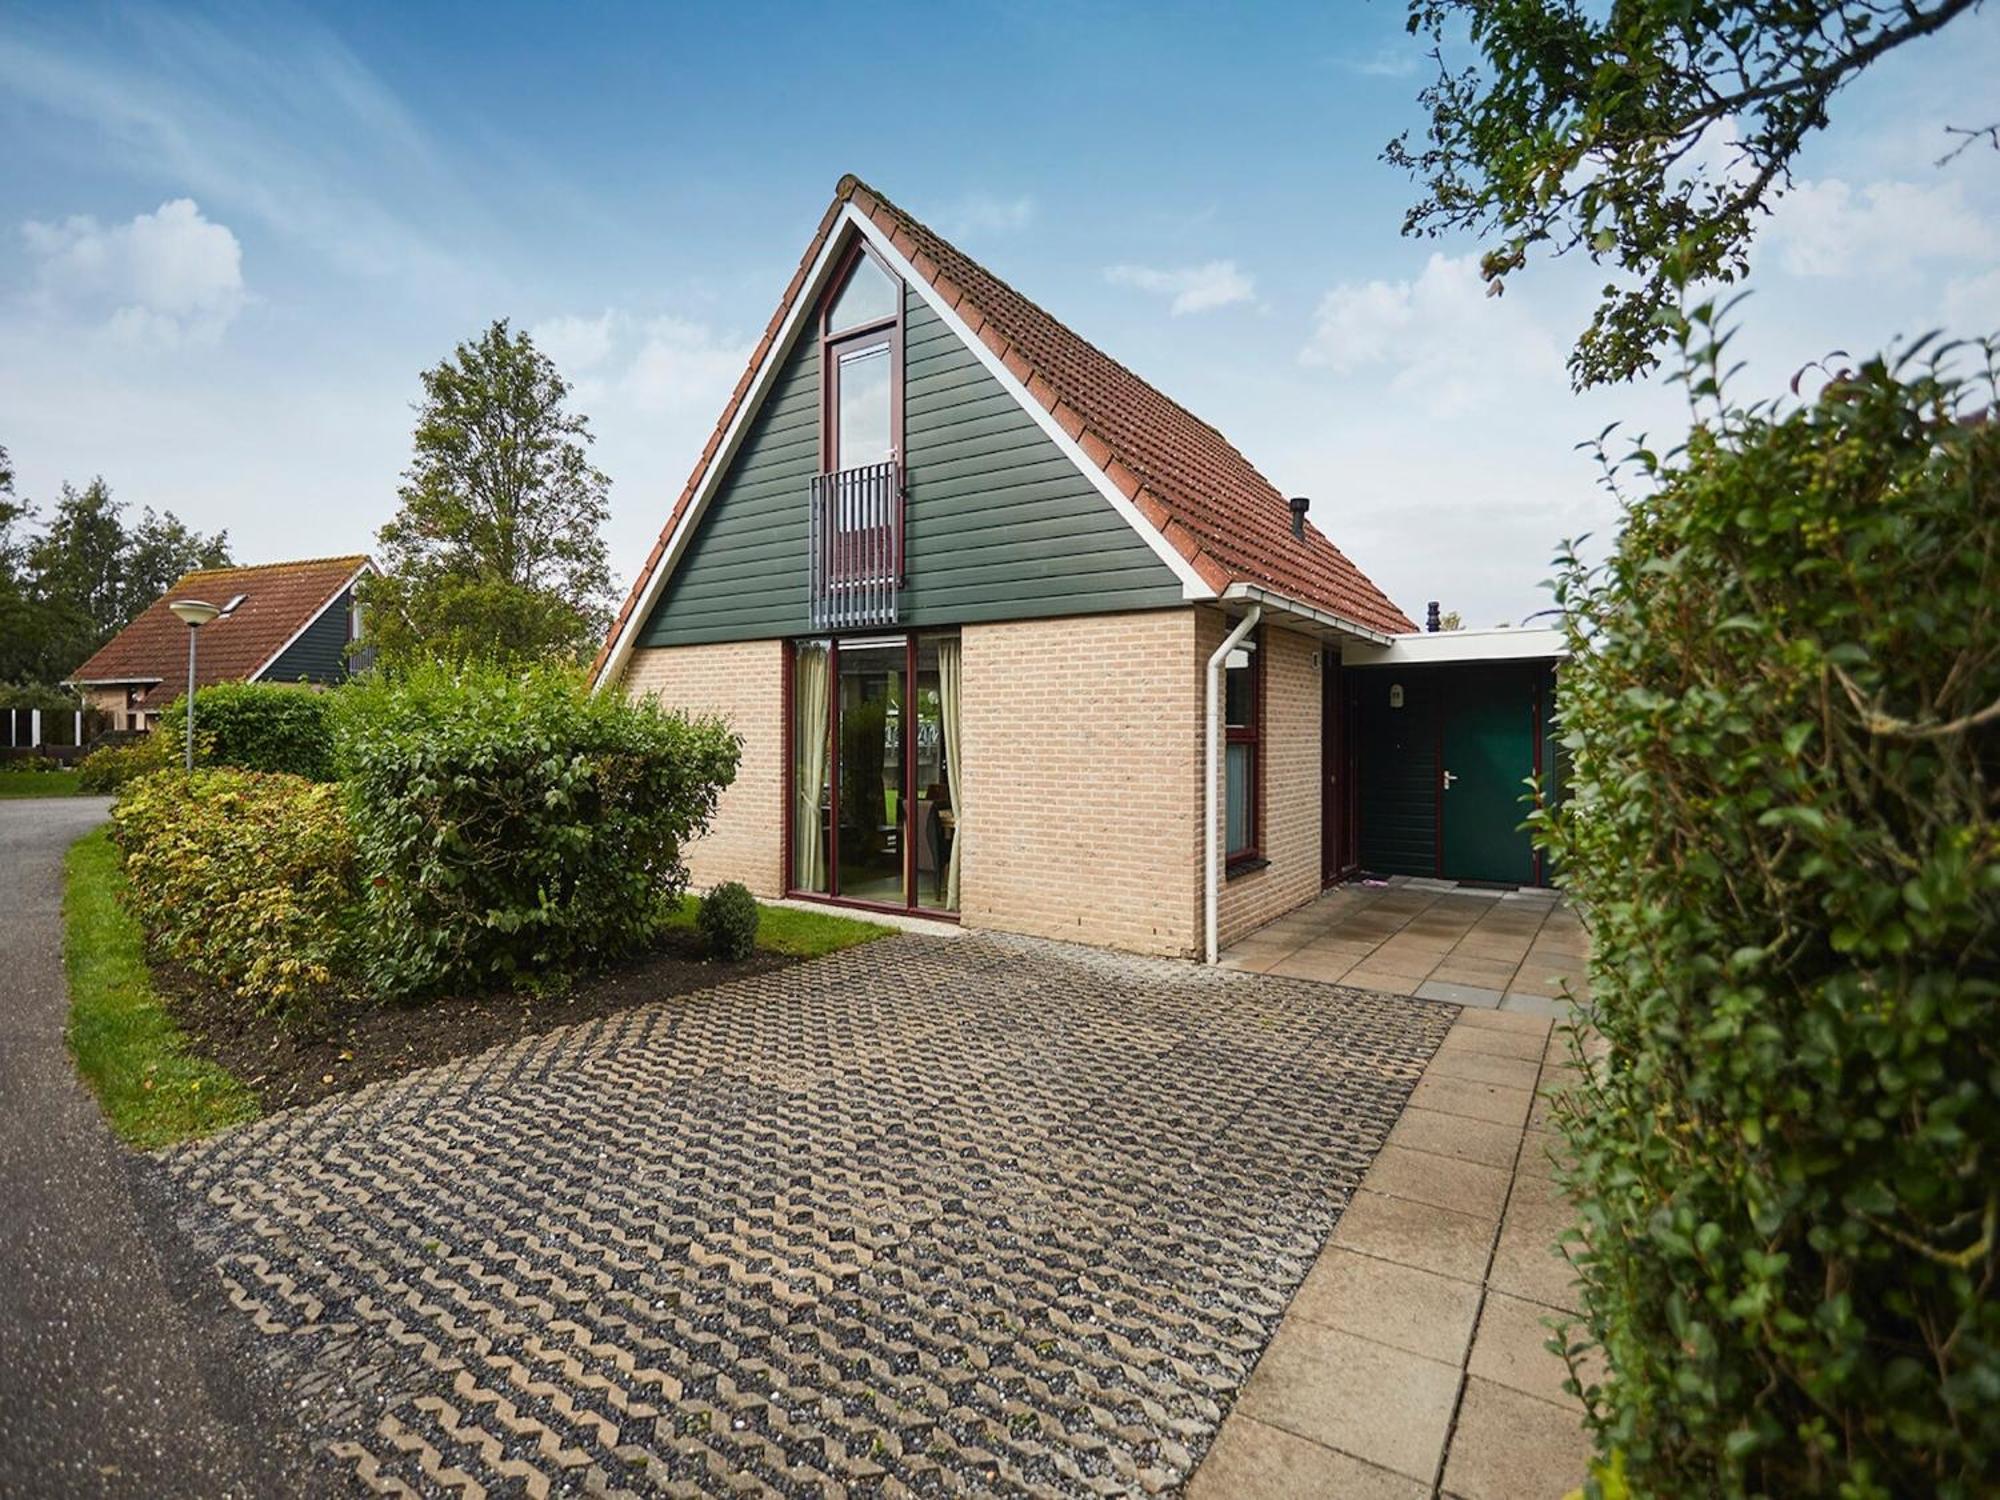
left=249, top=560, right=375, bottom=682
left=1341, top=625, right=1568, bottom=667
left=1219, top=582, right=1396, bottom=647
left=65, top=677, right=162, bottom=688
left=852, top=206, right=1217, bottom=603
left=593, top=223, right=854, bottom=691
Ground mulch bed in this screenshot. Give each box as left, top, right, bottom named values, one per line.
left=160, top=934, right=796, bottom=1114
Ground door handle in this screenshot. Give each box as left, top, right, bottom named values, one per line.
left=1442, top=770, right=1458, bottom=789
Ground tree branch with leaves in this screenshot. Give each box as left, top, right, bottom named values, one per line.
left=1388, top=0, right=1985, bottom=387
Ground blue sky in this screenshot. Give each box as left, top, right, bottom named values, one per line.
left=3, top=1, right=1996, bottom=627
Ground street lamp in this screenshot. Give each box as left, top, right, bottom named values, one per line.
left=168, top=598, right=221, bottom=771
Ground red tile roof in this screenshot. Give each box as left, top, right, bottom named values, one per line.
left=69, top=555, right=369, bottom=708
left=597, top=177, right=1412, bottom=676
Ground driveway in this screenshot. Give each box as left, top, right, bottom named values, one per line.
left=0, top=797, right=288, bottom=1497
left=157, top=933, right=1453, bottom=1496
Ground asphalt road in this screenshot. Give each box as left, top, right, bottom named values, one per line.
left=0, top=796, right=270, bottom=1498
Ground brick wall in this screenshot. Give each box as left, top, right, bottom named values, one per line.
left=960, top=610, right=1204, bottom=957
left=1203, top=613, right=1325, bottom=949
left=621, top=641, right=786, bottom=897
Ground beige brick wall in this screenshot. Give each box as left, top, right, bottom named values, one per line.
left=960, top=610, right=1204, bottom=957
left=1203, top=612, right=1325, bottom=949
left=621, top=641, right=786, bottom=898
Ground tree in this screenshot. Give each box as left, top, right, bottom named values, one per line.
left=361, top=320, right=613, bottom=669
left=1389, top=0, right=1985, bottom=386
left=0, top=469, right=227, bottom=687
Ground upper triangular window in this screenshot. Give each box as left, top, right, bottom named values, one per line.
left=827, top=250, right=899, bottom=333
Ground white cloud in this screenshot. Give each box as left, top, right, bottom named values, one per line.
left=945, top=192, right=1035, bottom=237
left=1764, top=177, right=1996, bottom=278
left=530, top=309, right=748, bottom=415
left=624, top=316, right=749, bottom=413
left=1299, top=252, right=1564, bottom=416
left=21, top=197, right=245, bottom=344
left=1943, top=266, right=2000, bottom=332
left=1105, top=259, right=1256, bottom=315
left=530, top=310, right=618, bottom=374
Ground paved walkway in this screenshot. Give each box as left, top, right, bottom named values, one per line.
left=1221, top=880, right=1590, bottom=1015
left=0, top=797, right=274, bottom=1497
left=158, top=932, right=1453, bottom=1496
left=1191, top=1007, right=1599, bottom=1499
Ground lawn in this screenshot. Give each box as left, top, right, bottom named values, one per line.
left=662, top=892, right=895, bottom=958
left=0, top=767, right=83, bottom=798
left=63, top=825, right=260, bottom=1147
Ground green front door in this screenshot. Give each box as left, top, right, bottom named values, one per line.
left=1441, top=675, right=1537, bottom=884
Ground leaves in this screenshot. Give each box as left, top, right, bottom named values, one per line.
left=1537, top=328, right=1999, bottom=1494
left=1390, top=0, right=1982, bottom=386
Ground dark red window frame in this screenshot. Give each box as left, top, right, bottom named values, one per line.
left=819, top=241, right=904, bottom=472
left=1225, top=626, right=1264, bottom=866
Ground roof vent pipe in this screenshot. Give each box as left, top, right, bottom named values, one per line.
left=1426, top=601, right=1441, bottom=633
left=1289, top=495, right=1309, bottom=540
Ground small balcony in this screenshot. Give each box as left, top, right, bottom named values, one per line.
left=809, top=460, right=904, bottom=630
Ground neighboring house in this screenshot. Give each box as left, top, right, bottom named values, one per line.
left=68, top=555, right=373, bottom=732
left=595, top=176, right=1562, bottom=960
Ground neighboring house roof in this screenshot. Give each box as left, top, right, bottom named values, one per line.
left=596, top=175, right=1414, bottom=681
left=69, top=555, right=371, bottom=710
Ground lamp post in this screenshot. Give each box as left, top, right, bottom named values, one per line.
left=168, top=599, right=221, bottom=770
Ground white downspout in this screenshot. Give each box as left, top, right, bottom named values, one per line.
left=1205, top=605, right=1261, bottom=964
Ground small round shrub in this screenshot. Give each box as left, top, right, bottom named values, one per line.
left=697, top=881, right=759, bottom=961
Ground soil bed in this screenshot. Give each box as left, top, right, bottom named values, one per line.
left=161, top=932, right=795, bottom=1113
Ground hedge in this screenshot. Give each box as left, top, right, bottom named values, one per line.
left=113, top=769, right=358, bottom=1021
left=161, top=681, right=338, bottom=781
left=1539, top=326, right=1998, bottom=1497
left=335, top=660, right=741, bottom=995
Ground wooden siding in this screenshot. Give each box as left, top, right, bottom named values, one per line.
left=636, top=281, right=1183, bottom=647
left=263, top=586, right=355, bottom=684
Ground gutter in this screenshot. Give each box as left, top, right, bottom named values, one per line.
left=1204, top=604, right=1261, bottom=964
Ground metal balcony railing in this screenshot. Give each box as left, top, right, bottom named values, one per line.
left=809, top=460, right=903, bottom=629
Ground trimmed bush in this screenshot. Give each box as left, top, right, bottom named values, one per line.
left=78, top=734, right=172, bottom=793
left=1539, top=329, right=1998, bottom=1497
left=112, top=769, right=358, bottom=1021
left=335, top=660, right=741, bottom=995
left=698, top=881, right=759, bottom=961
left=160, top=681, right=337, bottom=781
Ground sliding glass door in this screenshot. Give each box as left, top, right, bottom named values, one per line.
left=790, top=632, right=958, bottom=913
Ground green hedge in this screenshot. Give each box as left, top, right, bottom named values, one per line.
left=160, top=681, right=337, bottom=781
left=1539, top=329, right=1998, bottom=1497
left=113, top=769, right=358, bottom=1021
left=335, top=660, right=741, bottom=995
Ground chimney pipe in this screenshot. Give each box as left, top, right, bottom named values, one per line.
left=1426, top=601, right=1441, bottom=633
left=1288, top=495, right=1309, bottom=540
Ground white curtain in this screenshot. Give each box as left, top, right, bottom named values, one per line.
left=793, top=644, right=830, bottom=891
left=937, top=637, right=965, bottom=911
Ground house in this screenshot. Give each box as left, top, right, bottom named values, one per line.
left=68, top=555, right=374, bottom=732
left=595, top=177, right=1563, bottom=960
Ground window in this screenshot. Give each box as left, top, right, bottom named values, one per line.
left=1224, top=630, right=1261, bottom=862
left=820, top=244, right=902, bottom=473
left=788, top=631, right=960, bottom=913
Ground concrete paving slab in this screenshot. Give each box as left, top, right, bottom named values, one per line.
left=1290, top=1247, right=1482, bottom=1365
left=1439, top=1377, right=1593, bottom=1500
left=1237, top=1321, right=1460, bottom=1482
left=1188, top=1415, right=1427, bottom=1500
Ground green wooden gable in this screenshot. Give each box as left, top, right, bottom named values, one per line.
left=635, top=282, right=1185, bottom=648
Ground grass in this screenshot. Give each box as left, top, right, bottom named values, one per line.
left=664, top=892, right=895, bottom=958
left=0, top=767, right=83, bottom=798
left=63, top=825, right=260, bottom=1148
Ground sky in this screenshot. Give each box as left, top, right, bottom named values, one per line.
left=2, top=0, right=1996, bottom=630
